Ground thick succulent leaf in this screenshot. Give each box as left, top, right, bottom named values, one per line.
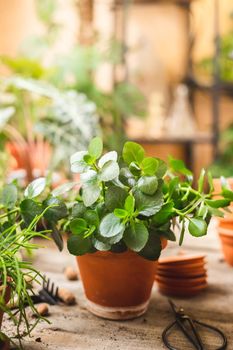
left=43, top=197, right=68, bottom=222
left=67, top=235, right=93, bottom=256
left=24, top=177, right=46, bottom=198
left=98, top=161, right=119, bottom=182
left=82, top=183, right=101, bottom=207
left=124, top=222, right=148, bottom=252
left=188, top=218, right=207, bottom=237
left=122, top=141, right=145, bottom=165
left=88, top=137, right=103, bottom=159
left=141, top=157, right=159, bottom=176
left=99, top=213, right=125, bottom=237
left=98, top=151, right=117, bottom=168
left=138, top=233, right=162, bottom=261
left=0, top=184, right=17, bottom=209
left=105, top=186, right=128, bottom=211
left=137, top=176, right=158, bottom=195
left=134, top=189, right=164, bottom=217
left=70, top=151, right=88, bottom=173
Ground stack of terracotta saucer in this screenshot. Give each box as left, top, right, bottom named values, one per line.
left=155, top=255, right=207, bottom=298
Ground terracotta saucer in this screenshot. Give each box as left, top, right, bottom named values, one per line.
left=157, top=261, right=206, bottom=272
left=156, top=267, right=207, bottom=279
left=158, top=282, right=207, bottom=298
left=156, top=275, right=207, bottom=288
left=158, top=254, right=206, bottom=265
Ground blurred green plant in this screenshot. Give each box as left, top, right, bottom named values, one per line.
left=0, top=77, right=100, bottom=179
left=209, top=123, right=233, bottom=178
left=196, top=27, right=233, bottom=82
left=0, top=0, right=146, bottom=152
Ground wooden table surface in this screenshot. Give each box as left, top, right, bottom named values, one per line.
left=5, top=220, right=233, bottom=349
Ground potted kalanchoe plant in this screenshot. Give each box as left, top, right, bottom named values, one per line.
left=47, top=137, right=233, bottom=320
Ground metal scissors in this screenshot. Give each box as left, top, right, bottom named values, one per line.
left=162, top=300, right=227, bottom=350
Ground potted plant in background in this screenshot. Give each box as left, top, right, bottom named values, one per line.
left=208, top=124, right=233, bottom=265
left=0, top=180, right=54, bottom=348
left=49, top=137, right=233, bottom=320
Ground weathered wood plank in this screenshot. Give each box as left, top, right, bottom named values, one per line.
left=4, top=220, right=233, bottom=349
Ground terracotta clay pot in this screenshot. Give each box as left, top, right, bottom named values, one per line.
left=77, top=250, right=159, bottom=320
left=213, top=178, right=233, bottom=230
left=219, top=228, right=233, bottom=266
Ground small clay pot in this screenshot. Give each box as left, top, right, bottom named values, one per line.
left=77, top=250, right=159, bottom=320
left=219, top=228, right=233, bottom=266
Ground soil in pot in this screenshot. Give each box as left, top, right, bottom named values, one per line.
left=77, top=250, right=158, bottom=320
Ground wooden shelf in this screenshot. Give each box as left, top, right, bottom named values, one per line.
left=130, top=132, right=213, bottom=145
left=185, top=76, right=233, bottom=97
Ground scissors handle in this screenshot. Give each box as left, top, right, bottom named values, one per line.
left=162, top=319, right=227, bottom=350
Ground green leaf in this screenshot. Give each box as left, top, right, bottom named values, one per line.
left=81, top=170, right=98, bottom=184
left=72, top=202, right=86, bottom=217
left=70, top=218, right=88, bottom=234
left=207, top=171, right=214, bottom=192
left=221, top=188, right=233, bottom=201
left=43, top=197, right=68, bottom=222
left=205, top=199, right=231, bottom=208
left=138, top=233, right=162, bottom=261
left=20, top=199, right=42, bottom=225
left=110, top=241, right=127, bottom=253
left=119, top=168, right=136, bottom=187
left=99, top=213, right=125, bottom=237
left=129, top=162, right=141, bottom=176
left=157, top=229, right=176, bottom=242
left=198, top=169, right=206, bottom=192
left=124, top=195, right=135, bottom=214
left=99, top=160, right=119, bottom=182
left=98, top=151, right=117, bottom=167
left=0, top=184, right=17, bottom=209
left=124, top=222, right=149, bottom=252
left=134, top=189, right=164, bottom=217
left=92, top=238, right=111, bottom=251
left=88, top=137, right=103, bottom=159
left=155, top=159, right=167, bottom=178
left=122, top=141, right=145, bottom=165
left=207, top=207, right=225, bottom=217
left=137, top=176, right=158, bottom=195
left=82, top=183, right=101, bottom=207
left=169, top=157, right=192, bottom=177
left=83, top=154, right=95, bottom=165
left=24, top=177, right=46, bottom=198
left=188, top=218, right=207, bottom=237
left=70, top=151, right=88, bottom=173
left=105, top=186, right=128, bottom=211
left=152, top=202, right=174, bottom=226
left=51, top=182, right=76, bottom=197
left=141, top=157, right=159, bottom=176
left=114, top=208, right=128, bottom=218
left=84, top=210, right=99, bottom=226
left=67, top=235, right=93, bottom=256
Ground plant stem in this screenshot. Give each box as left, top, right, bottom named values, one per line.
left=0, top=208, right=19, bottom=219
